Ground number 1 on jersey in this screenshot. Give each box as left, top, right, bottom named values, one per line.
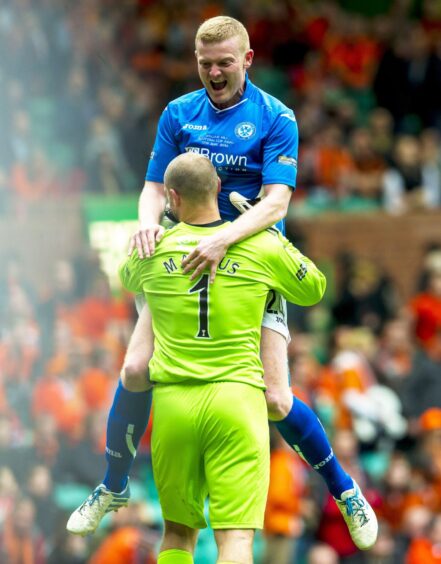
left=189, top=274, right=211, bottom=339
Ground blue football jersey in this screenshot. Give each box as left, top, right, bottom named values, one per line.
left=146, top=75, right=298, bottom=230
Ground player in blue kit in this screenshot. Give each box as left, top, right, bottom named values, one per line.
left=67, top=16, right=377, bottom=552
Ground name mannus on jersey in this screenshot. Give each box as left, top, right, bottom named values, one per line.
left=146, top=75, right=299, bottom=228
left=119, top=222, right=326, bottom=389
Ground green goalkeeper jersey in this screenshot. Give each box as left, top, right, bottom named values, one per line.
left=119, top=221, right=326, bottom=389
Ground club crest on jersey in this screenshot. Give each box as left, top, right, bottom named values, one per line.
left=234, top=122, right=256, bottom=140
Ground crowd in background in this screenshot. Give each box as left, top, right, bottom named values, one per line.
left=1, top=0, right=441, bottom=213
left=2, top=228, right=441, bottom=563
left=1, top=0, right=441, bottom=563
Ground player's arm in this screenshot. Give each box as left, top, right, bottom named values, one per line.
left=220, top=182, right=292, bottom=241
left=119, top=254, right=143, bottom=294
left=182, top=183, right=291, bottom=282
left=128, top=105, right=179, bottom=258
left=199, top=107, right=299, bottom=249
left=182, top=110, right=298, bottom=283
left=128, top=180, right=166, bottom=258
left=269, top=234, right=326, bottom=306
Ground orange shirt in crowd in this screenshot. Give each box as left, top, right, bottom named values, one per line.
left=264, top=448, right=304, bottom=537
left=77, top=367, right=112, bottom=410
left=316, top=361, right=371, bottom=431
left=315, top=146, right=354, bottom=191
left=409, top=293, right=441, bottom=348
left=32, top=373, right=85, bottom=437
left=89, top=527, right=156, bottom=564
left=324, top=34, right=380, bottom=89
left=407, top=538, right=441, bottom=563
left=70, top=297, right=114, bottom=340
left=11, top=163, right=59, bottom=201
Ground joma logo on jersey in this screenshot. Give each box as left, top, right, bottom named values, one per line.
left=234, top=122, right=256, bottom=140
left=182, top=123, right=208, bottom=131
left=186, top=146, right=248, bottom=168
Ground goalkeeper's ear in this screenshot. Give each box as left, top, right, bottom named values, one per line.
left=169, top=188, right=181, bottom=209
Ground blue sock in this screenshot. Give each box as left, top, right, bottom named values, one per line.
left=276, top=397, right=353, bottom=499
left=103, top=379, right=152, bottom=493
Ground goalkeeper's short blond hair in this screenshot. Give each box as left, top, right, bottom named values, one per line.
left=195, top=16, right=250, bottom=53
left=164, top=153, right=218, bottom=203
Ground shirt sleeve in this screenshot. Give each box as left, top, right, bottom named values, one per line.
left=262, top=110, right=298, bottom=189
left=267, top=232, right=326, bottom=306
left=145, top=105, right=181, bottom=182
left=119, top=255, right=143, bottom=294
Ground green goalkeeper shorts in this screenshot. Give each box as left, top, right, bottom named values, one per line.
left=151, top=381, right=270, bottom=530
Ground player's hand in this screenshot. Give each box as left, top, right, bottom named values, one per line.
left=128, top=224, right=165, bottom=258
left=182, top=233, right=228, bottom=283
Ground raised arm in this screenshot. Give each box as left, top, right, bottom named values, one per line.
left=220, top=183, right=292, bottom=244
left=270, top=234, right=327, bottom=306
left=182, top=183, right=292, bottom=282
left=127, top=181, right=167, bottom=258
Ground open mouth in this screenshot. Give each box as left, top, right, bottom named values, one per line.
left=211, top=80, right=227, bottom=92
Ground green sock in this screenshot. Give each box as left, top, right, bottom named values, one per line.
left=158, top=549, right=194, bottom=564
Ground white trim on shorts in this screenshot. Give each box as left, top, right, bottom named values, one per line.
left=262, top=291, right=290, bottom=342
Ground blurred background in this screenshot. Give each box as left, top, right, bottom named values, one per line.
left=1, top=0, right=441, bottom=562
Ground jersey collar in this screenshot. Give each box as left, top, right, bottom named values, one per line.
left=185, top=219, right=225, bottom=227
left=206, top=74, right=252, bottom=114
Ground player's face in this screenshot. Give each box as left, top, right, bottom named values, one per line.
left=195, top=37, right=253, bottom=109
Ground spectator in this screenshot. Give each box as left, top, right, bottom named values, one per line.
left=311, top=123, right=354, bottom=199
left=406, top=514, right=441, bottom=563
left=263, top=430, right=305, bottom=564
left=375, top=317, right=414, bottom=388
left=56, top=412, right=106, bottom=487
left=88, top=503, right=157, bottom=564
left=0, top=496, right=46, bottom=564
left=85, top=116, right=135, bottom=194
left=26, top=465, right=60, bottom=542
left=409, top=268, right=441, bottom=350
left=332, top=256, right=397, bottom=332
left=347, top=127, right=387, bottom=202
left=23, top=414, right=60, bottom=479
left=374, top=23, right=441, bottom=131
left=367, top=520, right=398, bottom=563
left=368, top=107, right=395, bottom=162
left=383, top=135, right=436, bottom=213
left=11, top=147, right=61, bottom=203
left=399, top=332, right=441, bottom=425
left=307, top=542, right=339, bottom=564
left=379, top=453, right=414, bottom=532
left=324, top=13, right=380, bottom=90
left=47, top=531, right=88, bottom=564
left=396, top=505, right=434, bottom=560
left=0, top=467, right=18, bottom=528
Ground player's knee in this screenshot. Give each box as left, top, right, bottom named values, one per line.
left=265, top=388, right=292, bottom=421
left=121, top=357, right=149, bottom=391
